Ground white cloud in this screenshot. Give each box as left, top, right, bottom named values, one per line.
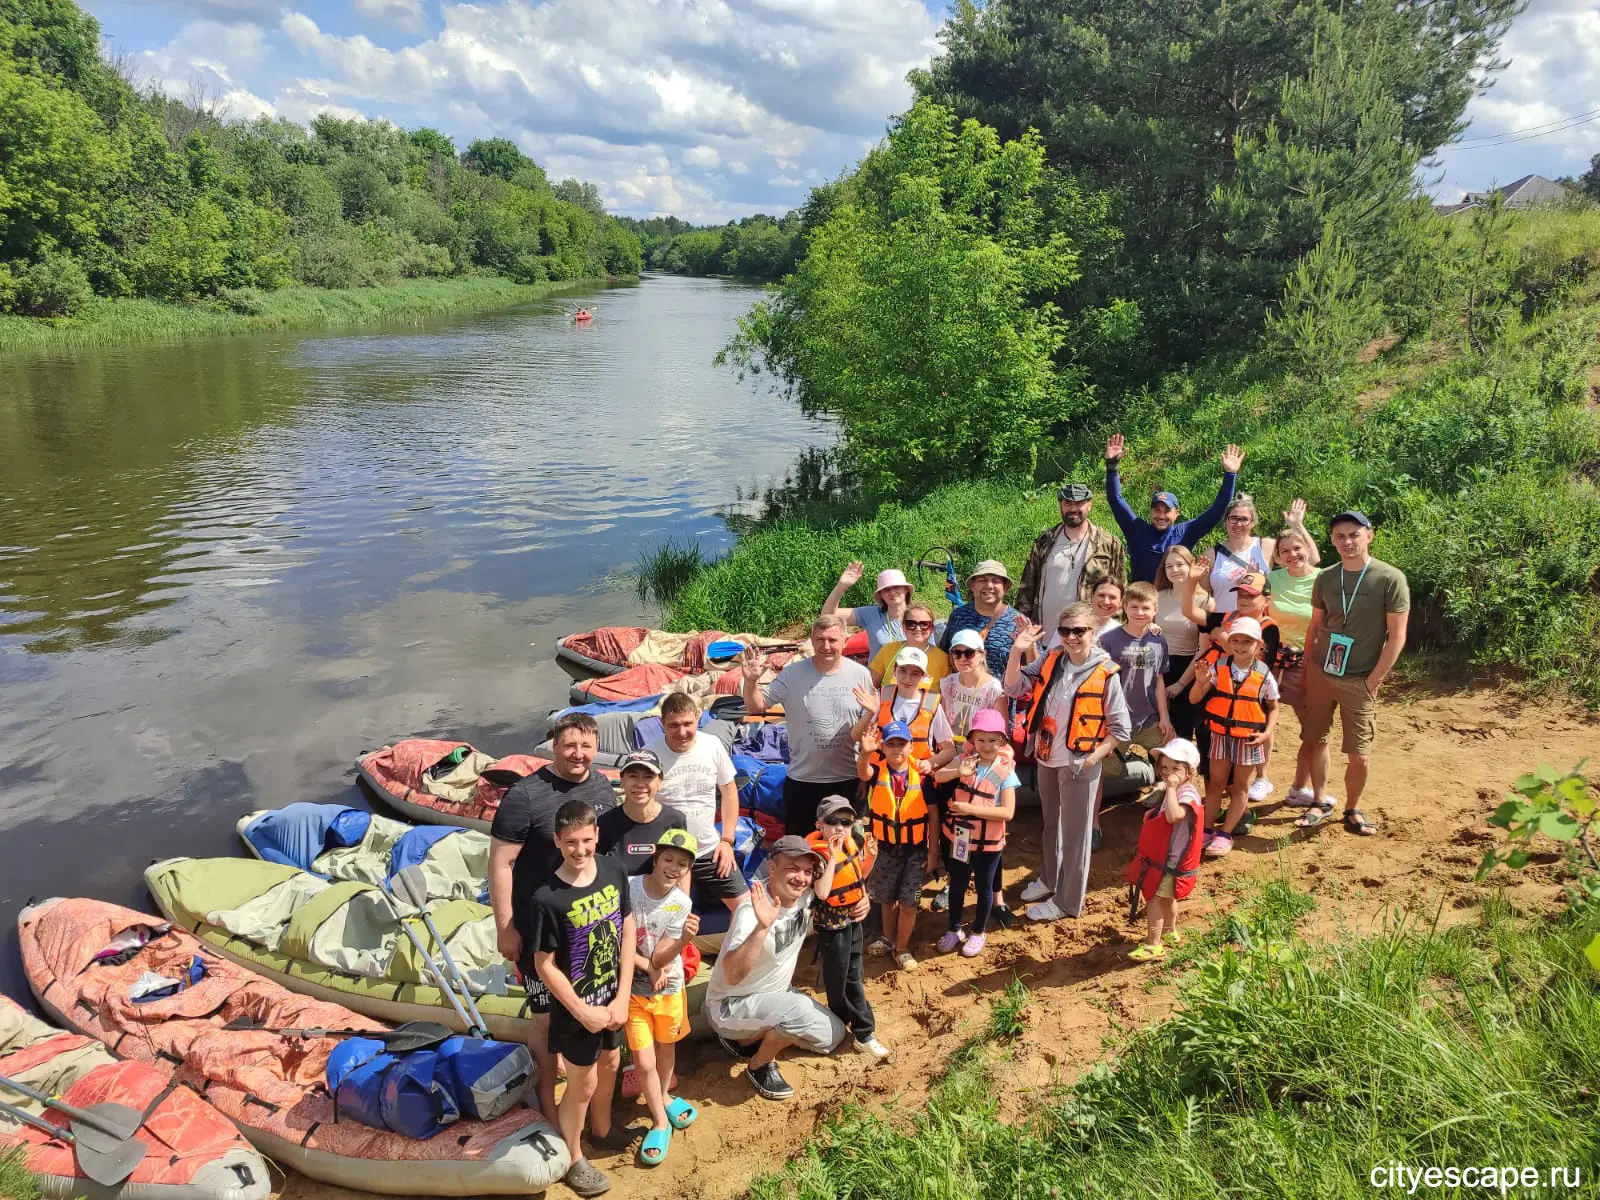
left=353, top=0, right=428, bottom=35
left=683, top=145, right=721, bottom=168
left=1431, top=0, right=1600, bottom=197
left=130, top=18, right=270, bottom=94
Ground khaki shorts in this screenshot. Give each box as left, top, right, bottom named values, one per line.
left=1103, top=721, right=1166, bottom=778
left=1300, top=666, right=1378, bottom=756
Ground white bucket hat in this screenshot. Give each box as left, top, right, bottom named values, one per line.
left=967, top=559, right=1013, bottom=585
left=874, top=568, right=910, bottom=597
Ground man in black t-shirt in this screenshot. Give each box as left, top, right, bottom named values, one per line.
left=487, top=712, right=615, bottom=1125
left=597, top=749, right=687, bottom=873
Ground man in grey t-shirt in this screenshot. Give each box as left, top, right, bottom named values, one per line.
left=740, top=613, right=872, bottom=835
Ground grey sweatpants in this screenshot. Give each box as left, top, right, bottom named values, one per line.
left=1036, top=760, right=1103, bottom=917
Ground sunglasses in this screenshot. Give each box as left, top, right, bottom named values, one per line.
left=821, top=815, right=854, bottom=827
left=1058, top=625, right=1093, bottom=637
left=951, top=647, right=978, bottom=658
left=902, top=619, right=934, bottom=631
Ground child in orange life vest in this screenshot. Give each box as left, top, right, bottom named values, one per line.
left=1181, top=567, right=1281, bottom=785
left=1187, top=616, right=1279, bottom=859
left=806, top=796, right=889, bottom=1059
left=850, top=646, right=959, bottom=776
left=1125, top=738, right=1206, bottom=962
left=855, top=721, right=937, bottom=972
left=932, top=708, right=1019, bottom=958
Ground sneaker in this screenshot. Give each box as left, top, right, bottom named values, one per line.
left=717, top=1033, right=760, bottom=1061
left=853, top=1036, right=891, bottom=1060
left=1248, top=778, right=1275, bottom=802
left=747, top=1061, right=793, bottom=1100
left=936, top=929, right=963, bottom=954
left=865, top=936, right=892, bottom=958
left=960, top=933, right=987, bottom=957
left=1020, top=880, right=1052, bottom=903
left=1284, top=786, right=1318, bottom=807
left=1025, top=900, right=1067, bottom=923
left=1203, top=830, right=1234, bottom=858
left=894, top=950, right=918, bottom=971
left=1091, top=827, right=1103, bottom=852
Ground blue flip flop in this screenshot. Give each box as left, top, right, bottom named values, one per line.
left=665, top=1096, right=698, bottom=1130
left=637, top=1127, right=671, bottom=1167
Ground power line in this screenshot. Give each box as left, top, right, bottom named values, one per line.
left=1453, top=105, right=1600, bottom=145
left=1452, top=108, right=1600, bottom=150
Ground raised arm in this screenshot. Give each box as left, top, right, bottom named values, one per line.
left=1183, top=444, right=1242, bottom=543
left=1104, top=434, right=1140, bottom=536
left=821, top=561, right=864, bottom=619
left=740, top=648, right=771, bottom=715
left=1181, top=553, right=1213, bottom=627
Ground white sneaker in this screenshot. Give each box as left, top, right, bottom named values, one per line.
left=1020, top=880, right=1052, bottom=903
left=1025, top=900, right=1067, bottom=922
left=894, top=951, right=918, bottom=971
left=1284, top=786, right=1316, bottom=806
left=1248, top=778, right=1275, bottom=802
left=854, top=1036, right=891, bottom=1060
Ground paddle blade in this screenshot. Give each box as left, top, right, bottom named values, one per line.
left=384, top=1021, right=458, bottom=1052
left=76, top=1133, right=147, bottom=1187
left=705, top=640, right=747, bottom=662
left=64, top=1102, right=143, bottom=1145
left=391, top=864, right=430, bottom=911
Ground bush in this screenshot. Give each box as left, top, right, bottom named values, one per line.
left=10, top=249, right=93, bottom=316
left=212, top=285, right=265, bottom=314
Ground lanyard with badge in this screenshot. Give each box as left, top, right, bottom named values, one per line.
left=1322, top=562, right=1367, bottom=677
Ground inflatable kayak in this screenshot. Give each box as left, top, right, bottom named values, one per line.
left=555, top=627, right=805, bottom=678
left=0, top=994, right=270, bottom=1200
left=18, top=898, right=569, bottom=1197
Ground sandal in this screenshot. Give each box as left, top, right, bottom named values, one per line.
left=637, top=1128, right=671, bottom=1168
left=1162, top=931, right=1184, bottom=947
left=1343, top=809, right=1377, bottom=836
left=1127, top=943, right=1166, bottom=962
left=665, top=1096, right=698, bottom=1131
left=1295, top=799, right=1335, bottom=829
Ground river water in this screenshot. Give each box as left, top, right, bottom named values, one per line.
left=0, top=275, right=828, bottom=994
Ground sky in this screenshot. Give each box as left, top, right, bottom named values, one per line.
left=79, top=0, right=1600, bottom=222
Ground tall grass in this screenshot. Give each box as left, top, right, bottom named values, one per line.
left=0, top=276, right=593, bottom=355
left=750, top=888, right=1600, bottom=1199
left=0, top=1148, right=39, bottom=1200
left=636, top=538, right=710, bottom=609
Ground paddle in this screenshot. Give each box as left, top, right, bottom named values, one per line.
left=705, top=639, right=802, bottom=664
left=0, top=1075, right=148, bottom=1187
left=384, top=876, right=476, bottom=1034
left=392, top=865, right=489, bottom=1038
left=221, top=1016, right=457, bottom=1052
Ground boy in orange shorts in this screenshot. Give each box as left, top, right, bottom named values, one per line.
left=626, top=828, right=702, bottom=1167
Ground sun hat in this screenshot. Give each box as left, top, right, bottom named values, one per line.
left=1152, top=490, right=1180, bottom=509
left=619, top=749, right=664, bottom=775
left=1231, top=570, right=1271, bottom=596
left=950, top=629, right=985, bottom=652
left=880, top=720, right=913, bottom=743
left=967, top=708, right=1007, bottom=735
left=816, top=796, right=857, bottom=822
left=894, top=646, right=929, bottom=672
left=967, top=559, right=1013, bottom=585
left=1329, top=509, right=1373, bottom=529
left=653, top=828, right=700, bottom=857
left=874, top=568, right=911, bottom=596
left=769, top=834, right=825, bottom=865
left=1058, top=483, right=1093, bottom=501
left=1151, top=738, right=1201, bottom=770
left=1226, top=616, right=1264, bottom=643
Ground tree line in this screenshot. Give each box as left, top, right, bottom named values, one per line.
left=0, top=0, right=642, bottom=319
left=620, top=213, right=803, bottom=281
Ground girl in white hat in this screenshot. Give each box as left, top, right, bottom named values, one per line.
left=1125, top=738, right=1206, bottom=961
left=823, top=562, right=914, bottom=661
left=1187, top=617, right=1280, bottom=858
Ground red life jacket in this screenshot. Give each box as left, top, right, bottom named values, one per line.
left=1124, top=789, right=1204, bottom=915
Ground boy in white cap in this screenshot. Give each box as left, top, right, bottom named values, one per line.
left=850, top=645, right=957, bottom=773
left=1187, top=617, right=1279, bottom=858
left=1124, top=739, right=1205, bottom=961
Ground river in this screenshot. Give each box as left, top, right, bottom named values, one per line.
left=0, top=275, right=829, bottom=996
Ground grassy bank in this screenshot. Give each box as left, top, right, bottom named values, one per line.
left=663, top=281, right=1600, bottom=701
left=751, top=882, right=1600, bottom=1199
left=0, top=1148, right=39, bottom=1200
left=0, top=276, right=602, bottom=356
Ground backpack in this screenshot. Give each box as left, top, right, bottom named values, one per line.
left=733, top=754, right=787, bottom=842
left=326, top=1036, right=533, bottom=1140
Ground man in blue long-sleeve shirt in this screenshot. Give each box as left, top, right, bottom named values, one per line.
left=1104, top=434, right=1245, bottom=582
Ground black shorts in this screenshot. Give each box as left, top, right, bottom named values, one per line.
left=690, top=852, right=750, bottom=903
left=548, top=1010, right=623, bottom=1067
left=516, top=951, right=553, bottom=1015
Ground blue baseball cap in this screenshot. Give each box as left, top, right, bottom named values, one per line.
left=1329, top=510, right=1372, bottom=529
left=1151, top=491, right=1180, bottom=510
left=880, top=720, right=913, bottom=743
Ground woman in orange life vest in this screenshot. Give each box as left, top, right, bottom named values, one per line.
left=1003, top=600, right=1133, bottom=923
left=931, top=708, right=1019, bottom=958
left=849, top=646, right=958, bottom=775
left=854, top=720, right=937, bottom=971
left=1124, top=737, right=1206, bottom=962
left=1187, top=616, right=1280, bottom=859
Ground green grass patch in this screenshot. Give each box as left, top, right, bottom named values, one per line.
left=636, top=537, right=711, bottom=610
left=0, top=276, right=598, bottom=356
left=750, top=889, right=1600, bottom=1199
left=0, top=1147, right=40, bottom=1200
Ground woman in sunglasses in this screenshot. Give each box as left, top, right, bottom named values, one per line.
left=868, top=603, right=951, bottom=687
left=1003, top=602, right=1132, bottom=923
left=1201, top=495, right=1321, bottom=614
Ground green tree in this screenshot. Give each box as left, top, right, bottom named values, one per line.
left=463, top=137, right=535, bottom=181
left=721, top=99, right=1087, bottom=488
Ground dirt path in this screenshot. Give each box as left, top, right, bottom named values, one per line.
left=276, top=684, right=1596, bottom=1200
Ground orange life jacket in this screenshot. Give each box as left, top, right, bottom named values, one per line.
left=866, top=763, right=929, bottom=847
left=875, top=686, right=941, bottom=761
left=1124, top=790, right=1204, bottom=915
left=1203, top=660, right=1272, bottom=739
left=1199, top=612, right=1279, bottom=671
left=941, top=759, right=1010, bottom=853
left=1017, top=650, right=1118, bottom=760
left=806, top=831, right=869, bottom=909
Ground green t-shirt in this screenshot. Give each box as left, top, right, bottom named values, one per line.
left=1309, top=558, right=1410, bottom=678
left=1266, top=568, right=1317, bottom=650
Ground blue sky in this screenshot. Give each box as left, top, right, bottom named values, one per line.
left=81, top=0, right=1600, bottom=222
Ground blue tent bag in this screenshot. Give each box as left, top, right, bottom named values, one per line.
left=326, top=1036, right=532, bottom=1139
left=733, top=754, right=787, bottom=821
left=434, top=1036, right=534, bottom=1121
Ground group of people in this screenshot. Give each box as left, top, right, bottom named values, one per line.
left=484, top=435, right=1410, bottom=1196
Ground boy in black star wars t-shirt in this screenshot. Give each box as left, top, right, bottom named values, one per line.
left=531, top=799, right=636, bottom=1197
